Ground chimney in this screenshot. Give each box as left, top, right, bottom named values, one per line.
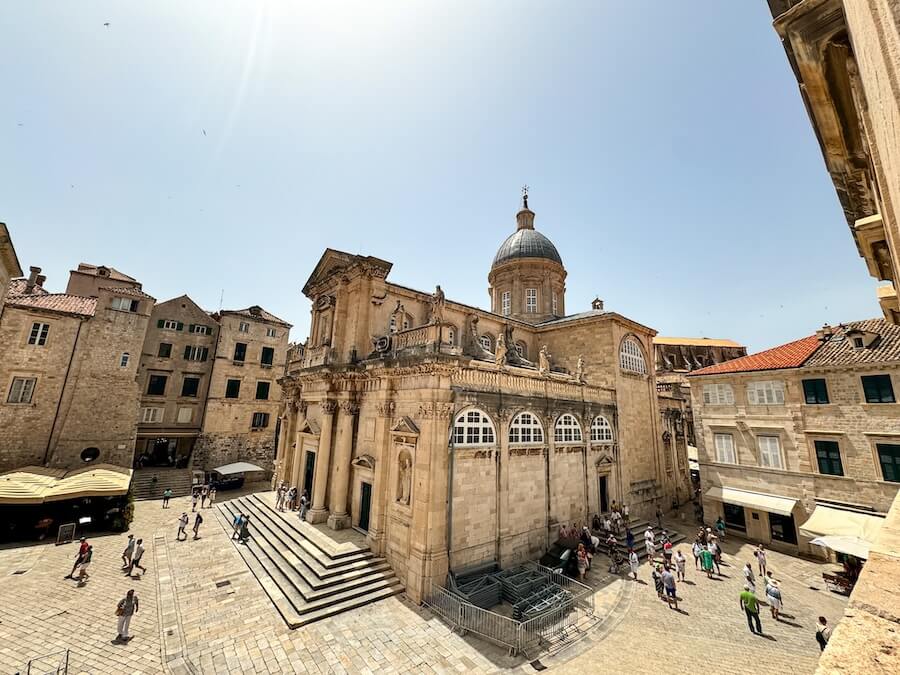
left=591, top=297, right=604, bottom=311
left=24, top=266, right=41, bottom=294
left=35, top=275, right=46, bottom=289
left=816, top=324, right=834, bottom=342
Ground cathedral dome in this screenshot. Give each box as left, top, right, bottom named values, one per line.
left=491, top=228, right=563, bottom=268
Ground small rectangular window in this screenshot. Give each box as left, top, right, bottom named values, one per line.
left=757, top=435, right=783, bottom=469
left=862, top=374, right=895, bottom=403
left=183, top=345, right=209, bottom=362
left=251, top=412, right=270, bottom=429
left=141, top=406, right=163, bottom=423
left=110, top=297, right=136, bottom=312
left=552, top=292, right=558, bottom=315
left=747, top=381, right=785, bottom=405
left=714, top=433, right=737, bottom=464
left=501, top=291, right=511, bottom=316
left=814, top=440, right=844, bottom=476
left=8, top=377, right=37, bottom=403
left=525, top=288, right=537, bottom=313
left=190, top=324, right=210, bottom=335
left=702, top=383, right=734, bottom=405
left=266, top=327, right=277, bottom=338
left=28, top=323, right=50, bottom=346
left=802, top=378, right=829, bottom=404
left=239, top=322, right=250, bottom=333
left=255, top=381, right=270, bottom=400
left=147, top=374, right=167, bottom=396
left=261, top=347, right=274, bottom=367
left=176, top=406, right=193, bottom=423
left=159, top=319, right=182, bottom=331
left=225, top=379, right=241, bottom=399
left=233, top=342, right=247, bottom=362
left=158, top=343, right=172, bottom=358
left=877, top=443, right=900, bottom=482
left=181, top=376, right=200, bottom=398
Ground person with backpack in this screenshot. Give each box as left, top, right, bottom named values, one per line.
left=193, top=512, right=203, bottom=539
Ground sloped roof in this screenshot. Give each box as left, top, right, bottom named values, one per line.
left=690, top=335, right=821, bottom=376
left=221, top=306, right=292, bottom=327
left=8, top=278, right=49, bottom=296
left=73, top=263, right=137, bottom=283
left=805, top=319, right=900, bottom=367
left=654, top=336, right=744, bottom=348
left=99, top=285, right=155, bottom=300
left=6, top=290, right=97, bottom=317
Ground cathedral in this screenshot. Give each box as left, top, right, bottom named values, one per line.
left=277, top=196, right=676, bottom=602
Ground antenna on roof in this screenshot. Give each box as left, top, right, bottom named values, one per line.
left=219, top=289, right=224, bottom=311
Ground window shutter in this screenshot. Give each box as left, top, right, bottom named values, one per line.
left=157, top=319, right=164, bottom=328
left=747, top=387, right=757, bottom=405
left=189, top=324, right=195, bottom=333
left=184, top=345, right=191, bottom=359
left=201, top=347, right=208, bottom=362
left=176, top=322, right=184, bottom=331
left=9, top=379, right=23, bottom=402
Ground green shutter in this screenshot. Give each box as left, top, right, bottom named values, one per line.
left=176, top=322, right=184, bottom=331
left=184, top=345, right=191, bottom=359
left=188, top=324, right=195, bottom=333
left=157, top=319, right=164, bottom=328
left=201, top=347, right=208, bottom=362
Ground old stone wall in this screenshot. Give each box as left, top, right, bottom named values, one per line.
left=501, top=448, right=548, bottom=564
left=449, top=448, right=497, bottom=569
left=193, top=430, right=277, bottom=475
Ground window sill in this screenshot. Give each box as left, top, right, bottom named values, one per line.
left=232, top=361, right=245, bottom=366
left=261, top=364, right=273, bottom=369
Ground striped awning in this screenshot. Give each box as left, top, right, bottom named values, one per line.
left=0, top=464, right=133, bottom=504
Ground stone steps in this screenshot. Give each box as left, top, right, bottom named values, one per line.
left=592, top=518, right=688, bottom=561
left=216, top=496, right=403, bottom=627
left=132, top=468, right=194, bottom=500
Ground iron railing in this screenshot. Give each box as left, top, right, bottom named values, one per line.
left=25, top=649, right=69, bottom=674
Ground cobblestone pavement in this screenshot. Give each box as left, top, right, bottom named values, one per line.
left=0, top=494, right=848, bottom=674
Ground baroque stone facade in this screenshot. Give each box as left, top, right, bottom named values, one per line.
left=276, top=199, right=681, bottom=602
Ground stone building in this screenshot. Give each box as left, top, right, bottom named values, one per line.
left=690, top=319, right=899, bottom=556
left=276, top=197, right=680, bottom=602
left=770, top=0, right=900, bottom=322
left=192, top=306, right=292, bottom=472
left=654, top=336, right=747, bottom=387
left=0, top=223, right=22, bottom=312
left=0, top=265, right=154, bottom=470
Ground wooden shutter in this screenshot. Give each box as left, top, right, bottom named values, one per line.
left=157, top=319, right=164, bottom=328
left=176, top=322, right=184, bottom=331
left=184, top=345, right=191, bottom=359
left=747, top=385, right=758, bottom=405
left=201, top=347, right=208, bottom=362
left=188, top=324, right=195, bottom=333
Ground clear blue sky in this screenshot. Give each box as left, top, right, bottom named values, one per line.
left=1, top=1, right=882, bottom=352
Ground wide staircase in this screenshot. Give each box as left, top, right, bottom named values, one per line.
left=216, top=493, right=404, bottom=627
left=131, top=467, right=193, bottom=500
left=595, top=514, right=687, bottom=562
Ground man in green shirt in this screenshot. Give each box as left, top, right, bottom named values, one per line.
left=699, top=547, right=715, bottom=578
left=740, top=584, right=762, bottom=634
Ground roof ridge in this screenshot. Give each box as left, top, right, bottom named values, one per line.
left=690, top=333, right=821, bottom=376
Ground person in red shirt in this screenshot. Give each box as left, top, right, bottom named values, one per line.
left=65, top=537, right=89, bottom=579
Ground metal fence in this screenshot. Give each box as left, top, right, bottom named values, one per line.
left=424, top=562, right=595, bottom=656
left=25, top=649, right=69, bottom=674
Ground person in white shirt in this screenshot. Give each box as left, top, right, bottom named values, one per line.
left=743, top=562, right=756, bottom=593
left=628, top=548, right=640, bottom=580
left=644, top=527, right=656, bottom=560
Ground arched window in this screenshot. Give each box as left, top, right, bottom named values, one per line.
left=479, top=335, right=493, bottom=352
left=591, top=415, right=614, bottom=443
left=453, top=409, right=495, bottom=446
left=509, top=412, right=544, bottom=444
left=554, top=414, right=583, bottom=443
left=120, top=352, right=130, bottom=368
left=620, top=337, right=647, bottom=375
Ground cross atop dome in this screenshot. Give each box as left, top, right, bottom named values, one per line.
left=521, top=184, right=529, bottom=209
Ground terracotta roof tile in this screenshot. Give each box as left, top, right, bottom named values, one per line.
left=74, top=263, right=137, bottom=283
left=98, top=285, right=155, bottom=300
left=221, top=306, right=292, bottom=327
left=6, top=292, right=97, bottom=317
left=689, top=335, right=821, bottom=376
left=653, top=336, right=745, bottom=348
left=804, top=319, right=900, bottom=367
left=7, top=279, right=49, bottom=296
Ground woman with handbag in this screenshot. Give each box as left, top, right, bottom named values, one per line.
left=114, top=589, right=139, bottom=643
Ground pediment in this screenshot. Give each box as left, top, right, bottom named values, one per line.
left=299, top=417, right=321, bottom=435
left=391, top=416, right=419, bottom=436
left=353, top=454, right=376, bottom=470
left=302, top=249, right=393, bottom=297
left=595, top=454, right=614, bottom=466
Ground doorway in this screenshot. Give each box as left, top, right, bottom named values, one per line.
left=359, top=481, right=372, bottom=532
left=303, top=451, right=316, bottom=499
left=598, top=475, right=609, bottom=514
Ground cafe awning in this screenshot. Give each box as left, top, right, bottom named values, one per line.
left=704, top=486, right=798, bottom=516
left=212, top=462, right=266, bottom=475
left=0, top=464, right=133, bottom=504
left=809, top=535, right=871, bottom=560
left=800, top=505, right=885, bottom=545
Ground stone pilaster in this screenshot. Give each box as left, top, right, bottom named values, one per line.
left=327, top=400, right=358, bottom=530
left=306, top=400, right=336, bottom=524
left=367, top=400, right=395, bottom=554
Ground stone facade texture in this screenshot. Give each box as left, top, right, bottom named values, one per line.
left=0, top=223, right=22, bottom=313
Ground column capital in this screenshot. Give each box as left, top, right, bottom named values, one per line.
left=416, top=402, right=454, bottom=419
left=376, top=401, right=396, bottom=418
left=321, top=400, right=337, bottom=415
left=339, top=400, right=359, bottom=416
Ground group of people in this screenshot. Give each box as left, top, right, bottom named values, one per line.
left=691, top=527, right=724, bottom=578
left=275, top=483, right=310, bottom=521
left=231, top=511, right=252, bottom=543
left=176, top=511, right=204, bottom=540
left=64, top=536, right=94, bottom=584
left=120, top=534, right=147, bottom=576
left=190, top=485, right=216, bottom=511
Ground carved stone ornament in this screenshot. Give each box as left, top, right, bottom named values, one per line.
left=376, top=401, right=396, bottom=418
left=372, top=335, right=391, bottom=353
left=416, top=402, right=454, bottom=419
left=371, top=289, right=388, bottom=306
left=339, top=401, right=359, bottom=415
left=391, top=416, right=419, bottom=435
left=538, top=345, right=551, bottom=376
left=315, top=295, right=335, bottom=311
left=429, top=285, right=445, bottom=324
left=297, top=400, right=309, bottom=415
left=321, top=400, right=338, bottom=415
left=575, top=355, right=585, bottom=383
left=495, top=331, right=508, bottom=366
left=353, top=454, right=376, bottom=470
left=396, top=449, right=412, bottom=505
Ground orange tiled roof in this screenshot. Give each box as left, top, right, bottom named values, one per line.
left=7, top=279, right=49, bottom=296
left=220, top=306, right=292, bottom=327
left=689, top=335, right=821, bottom=376
left=99, top=286, right=155, bottom=300
left=6, top=291, right=97, bottom=317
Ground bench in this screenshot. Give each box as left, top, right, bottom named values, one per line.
left=822, top=572, right=853, bottom=595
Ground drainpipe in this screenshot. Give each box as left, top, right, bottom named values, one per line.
left=44, top=318, right=85, bottom=466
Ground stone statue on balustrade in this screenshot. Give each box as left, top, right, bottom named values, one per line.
left=429, top=285, right=445, bottom=324
left=539, top=345, right=552, bottom=376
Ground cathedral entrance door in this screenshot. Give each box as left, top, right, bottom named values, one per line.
left=358, top=482, right=372, bottom=531
left=303, top=451, right=316, bottom=499
left=598, top=476, right=609, bottom=513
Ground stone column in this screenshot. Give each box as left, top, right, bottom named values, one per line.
left=306, top=400, right=336, bottom=524
left=368, top=400, right=395, bottom=554
left=327, top=400, right=358, bottom=530
left=289, top=403, right=307, bottom=491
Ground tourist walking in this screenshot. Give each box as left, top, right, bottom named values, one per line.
left=121, top=534, right=135, bottom=568
left=299, top=490, right=309, bottom=521
left=699, top=545, right=715, bottom=578
left=208, top=486, right=216, bottom=506
left=193, top=512, right=203, bottom=539
left=239, top=514, right=251, bottom=544
left=743, top=562, right=756, bottom=594
left=816, top=616, right=831, bottom=651
left=692, top=539, right=703, bottom=570
left=674, top=549, right=687, bottom=582
left=755, top=544, right=767, bottom=577
left=661, top=566, right=678, bottom=610
left=715, top=516, right=726, bottom=541
left=708, top=538, right=721, bottom=575
left=276, top=486, right=285, bottom=511
left=288, top=486, right=297, bottom=511
left=765, top=573, right=783, bottom=620
left=628, top=548, right=639, bottom=580
left=129, top=539, right=146, bottom=576
left=200, top=485, right=208, bottom=508
left=625, top=527, right=635, bottom=551
left=191, top=490, right=199, bottom=512
left=177, top=512, right=189, bottom=540
left=231, top=512, right=243, bottom=540
left=65, top=537, right=90, bottom=579
left=576, top=543, right=589, bottom=580
left=740, top=584, right=763, bottom=635
left=644, top=527, right=656, bottom=561
left=651, top=564, right=664, bottom=599
left=162, top=488, right=172, bottom=508
left=114, top=589, right=139, bottom=643
left=655, top=504, right=663, bottom=529
left=77, top=545, right=93, bottom=584
left=622, top=503, right=630, bottom=524
left=662, top=538, right=673, bottom=566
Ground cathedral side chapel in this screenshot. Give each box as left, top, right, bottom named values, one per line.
left=277, top=194, right=675, bottom=602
